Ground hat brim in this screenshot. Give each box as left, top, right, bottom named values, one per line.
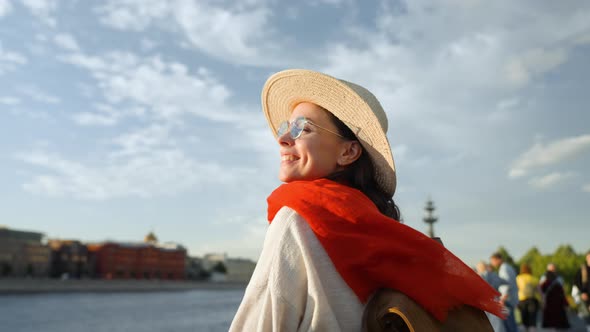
left=261, top=69, right=396, bottom=196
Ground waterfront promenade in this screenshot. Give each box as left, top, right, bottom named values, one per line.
left=0, top=278, right=247, bottom=294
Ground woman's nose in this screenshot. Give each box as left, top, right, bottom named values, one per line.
left=278, top=131, right=294, bottom=146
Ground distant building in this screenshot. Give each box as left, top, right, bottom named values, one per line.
left=201, top=253, right=227, bottom=271
left=144, top=231, right=158, bottom=245
left=201, top=253, right=256, bottom=282
left=201, top=253, right=227, bottom=282
left=186, top=256, right=206, bottom=280
left=225, top=258, right=256, bottom=283
left=48, top=240, right=90, bottom=279
left=87, top=233, right=186, bottom=280
left=0, top=226, right=50, bottom=277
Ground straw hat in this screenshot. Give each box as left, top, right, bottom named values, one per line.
left=261, top=69, right=396, bottom=196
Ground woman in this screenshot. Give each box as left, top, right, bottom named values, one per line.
left=540, top=270, right=570, bottom=331
left=516, top=263, right=540, bottom=331
left=229, top=69, right=503, bottom=331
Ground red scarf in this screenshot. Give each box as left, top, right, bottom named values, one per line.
left=267, top=179, right=504, bottom=322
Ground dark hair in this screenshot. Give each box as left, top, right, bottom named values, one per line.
left=520, top=263, right=532, bottom=274
left=490, top=252, right=503, bottom=260
left=323, top=110, right=401, bottom=221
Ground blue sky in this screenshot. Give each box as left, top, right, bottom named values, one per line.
left=1, top=0, right=589, bottom=266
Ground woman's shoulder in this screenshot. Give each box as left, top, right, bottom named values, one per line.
left=268, top=206, right=314, bottom=239
left=271, top=206, right=305, bottom=225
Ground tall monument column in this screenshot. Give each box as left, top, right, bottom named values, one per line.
left=423, top=198, right=438, bottom=238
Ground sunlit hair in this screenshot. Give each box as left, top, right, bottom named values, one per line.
left=318, top=106, right=401, bottom=221
left=520, top=263, right=532, bottom=274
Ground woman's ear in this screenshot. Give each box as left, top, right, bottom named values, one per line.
left=338, top=141, right=362, bottom=166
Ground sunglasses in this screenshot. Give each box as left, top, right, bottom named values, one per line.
left=277, top=116, right=344, bottom=140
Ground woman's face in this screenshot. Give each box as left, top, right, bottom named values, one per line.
left=278, top=102, right=349, bottom=183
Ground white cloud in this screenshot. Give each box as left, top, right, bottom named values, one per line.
left=0, top=43, right=27, bottom=74
left=23, top=174, right=64, bottom=197
left=110, top=124, right=173, bottom=157
left=16, top=146, right=250, bottom=200
left=92, top=1, right=590, bottom=70
left=59, top=52, right=108, bottom=71
left=528, top=172, right=575, bottom=190
left=72, top=111, right=117, bottom=126
left=509, top=134, right=590, bottom=178
left=0, top=96, right=20, bottom=105
left=0, top=0, right=13, bottom=17
left=19, top=85, right=60, bottom=104
left=583, top=183, right=590, bottom=193
left=322, top=1, right=590, bottom=99
left=21, top=0, right=58, bottom=27
left=95, top=0, right=286, bottom=66
left=72, top=103, right=144, bottom=126
left=34, top=40, right=270, bottom=200
left=504, top=48, right=568, bottom=87
left=96, top=0, right=169, bottom=31
left=173, top=1, right=275, bottom=65
left=319, top=27, right=511, bottom=155
left=60, top=51, right=239, bottom=123
left=15, top=48, right=264, bottom=199
left=53, top=33, right=80, bottom=51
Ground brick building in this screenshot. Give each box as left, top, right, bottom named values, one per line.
left=87, top=234, right=186, bottom=280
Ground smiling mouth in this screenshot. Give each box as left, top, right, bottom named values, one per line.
left=281, top=155, right=299, bottom=162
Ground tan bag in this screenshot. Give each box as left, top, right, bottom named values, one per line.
left=362, top=289, right=493, bottom=332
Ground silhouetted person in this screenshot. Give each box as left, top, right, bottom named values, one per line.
left=541, top=270, right=570, bottom=331
left=540, top=263, right=564, bottom=285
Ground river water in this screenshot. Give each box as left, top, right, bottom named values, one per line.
left=0, top=289, right=244, bottom=332
left=4, top=289, right=588, bottom=332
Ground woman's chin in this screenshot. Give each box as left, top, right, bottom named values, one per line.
left=279, top=174, right=296, bottom=183
left=279, top=172, right=311, bottom=183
